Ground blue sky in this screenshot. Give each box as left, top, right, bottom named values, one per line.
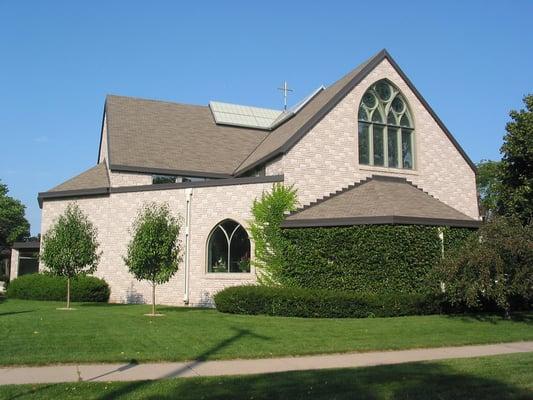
left=0, top=1, right=532, bottom=235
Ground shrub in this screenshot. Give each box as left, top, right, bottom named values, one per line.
left=280, top=225, right=474, bottom=295
left=214, top=285, right=441, bottom=318
left=250, top=184, right=298, bottom=285
left=7, top=273, right=110, bottom=302
left=436, top=217, right=533, bottom=318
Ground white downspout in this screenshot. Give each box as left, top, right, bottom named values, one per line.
left=183, top=188, right=192, bottom=304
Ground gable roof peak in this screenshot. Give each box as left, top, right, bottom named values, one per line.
left=234, top=48, right=476, bottom=175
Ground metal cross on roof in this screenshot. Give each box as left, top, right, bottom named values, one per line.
left=277, top=81, right=293, bottom=111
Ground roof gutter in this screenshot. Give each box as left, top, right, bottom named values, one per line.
left=281, top=215, right=482, bottom=229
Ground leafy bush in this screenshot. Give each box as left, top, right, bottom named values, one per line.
left=250, top=184, right=298, bottom=285
left=280, top=225, right=474, bottom=295
left=214, top=285, right=441, bottom=318
left=41, top=203, right=101, bottom=308
left=436, top=217, right=533, bottom=317
left=7, top=273, right=110, bottom=302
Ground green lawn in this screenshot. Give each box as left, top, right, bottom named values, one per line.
left=0, top=299, right=532, bottom=366
left=1, top=353, right=532, bottom=399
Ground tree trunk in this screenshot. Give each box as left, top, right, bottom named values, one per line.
left=67, top=277, right=70, bottom=309
left=152, top=283, right=156, bottom=316
left=504, top=306, right=511, bottom=320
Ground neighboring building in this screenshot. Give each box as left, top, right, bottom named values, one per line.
left=38, top=50, right=480, bottom=306
left=8, top=241, right=40, bottom=281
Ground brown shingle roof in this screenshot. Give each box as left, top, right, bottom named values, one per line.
left=106, top=95, right=268, bottom=176
left=49, top=162, right=109, bottom=192
left=282, top=176, right=480, bottom=228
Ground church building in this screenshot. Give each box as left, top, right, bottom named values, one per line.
left=35, top=50, right=480, bottom=306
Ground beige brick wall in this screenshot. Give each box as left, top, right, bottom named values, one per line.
left=109, top=171, right=153, bottom=187
left=40, top=181, right=275, bottom=306
left=271, top=59, right=479, bottom=219
left=9, top=249, right=19, bottom=281
left=98, top=114, right=108, bottom=166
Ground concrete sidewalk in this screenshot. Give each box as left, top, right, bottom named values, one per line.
left=1, top=341, right=532, bottom=385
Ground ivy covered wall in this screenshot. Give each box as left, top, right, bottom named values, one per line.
left=280, top=225, right=474, bottom=295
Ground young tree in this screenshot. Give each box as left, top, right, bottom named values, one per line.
left=476, top=160, right=502, bottom=221
left=40, top=203, right=101, bottom=309
left=124, top=203, right=182, bottom=316
left=436, top=217, right=533, bottom=318
left=0, top=180, right=30, bottom=247
left=497, top=94, right=533, bottom=225
left=249, top=184, right=298, bottom=285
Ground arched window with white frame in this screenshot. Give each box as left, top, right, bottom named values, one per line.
left=358, top=79, right=414, bottom=169
left=207, top=219, right=251, bottom=273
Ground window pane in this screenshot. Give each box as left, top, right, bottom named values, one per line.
left=229, top=226, right=251, bottom=272
left=371, top=109, right=383, bottom=123
left=358, top=107, right=368, bottom=121
left=400, top=114, right=411, bottom=128
left=392, top=96, right=405, bottom=113
left=388, top=128, right=399, bottom=168
left=375, top=81, right=391, bottom=101
left=181, top=176, right=206, bottom=183
left=208, top=227, right=228, bottom=272
left=152, top=175, right=176, bottom=184
left=402, top=129, right=413, bottom=169
left=362, top=92, right=376, bottom=108
left=373, top=126, right=385, bottom=166
left=358, top=123, right=370, bottom=165
left=221, top=220, right=239, bottom=235
left=387, top=111, right=396, bottom=125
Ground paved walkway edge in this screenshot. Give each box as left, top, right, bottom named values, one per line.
left=1, top=341, right=532, bottom=385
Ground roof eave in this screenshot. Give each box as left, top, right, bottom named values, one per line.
left=281, top=216, right=481, bottom=229
left=108, top=164, right=233, bottom=179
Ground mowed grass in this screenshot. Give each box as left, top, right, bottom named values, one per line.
left=0, top=299, right=532, bottom=366
left=1, top=353, right=532, bottom=399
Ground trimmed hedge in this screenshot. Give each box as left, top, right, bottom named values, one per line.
left=7, top=274, right=110, bottom=302
left=214, top=285, right=441, bottom=318
left=280, top=225, right=474, bottom=295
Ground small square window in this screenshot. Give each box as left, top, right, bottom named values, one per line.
left=152, top=175, right=177, bottom=184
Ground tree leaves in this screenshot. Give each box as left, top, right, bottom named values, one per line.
left=123, top=202, right=182, bottom=285
left=249, top=184, right=298, bottom=286
left=0, top=180, right=30, bottom=246
left=437, top=217, right=533, bottom=316
left=41, top=203, right=101, bottom=278
left=497, top=94, right=533, bottom=225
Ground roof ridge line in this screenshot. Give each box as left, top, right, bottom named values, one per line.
left=106, top=94, right=208, bottom=109
left=233, top=87, right=331, bottom=174
left=234, top=50, right=387, bottom=176
left=403, top=177, right=438, bottom=200
left=402, top=177, right=476, bottom=220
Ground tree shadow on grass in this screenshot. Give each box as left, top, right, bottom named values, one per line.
left=92, top=326, right=270, bottom=400
left=0, top=310, right=34, bottom=317
left=77, top=303, right=206, bottom=313
left=445, top=311, right=533, bottom=325
left=119, top=361, right=533, bottom=400
left=4, top=360, right=531, bottom=400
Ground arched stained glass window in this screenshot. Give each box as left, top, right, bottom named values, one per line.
left=358, top=80, right=414, bottom=169
left=207, top=219, right=251, bottom=273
